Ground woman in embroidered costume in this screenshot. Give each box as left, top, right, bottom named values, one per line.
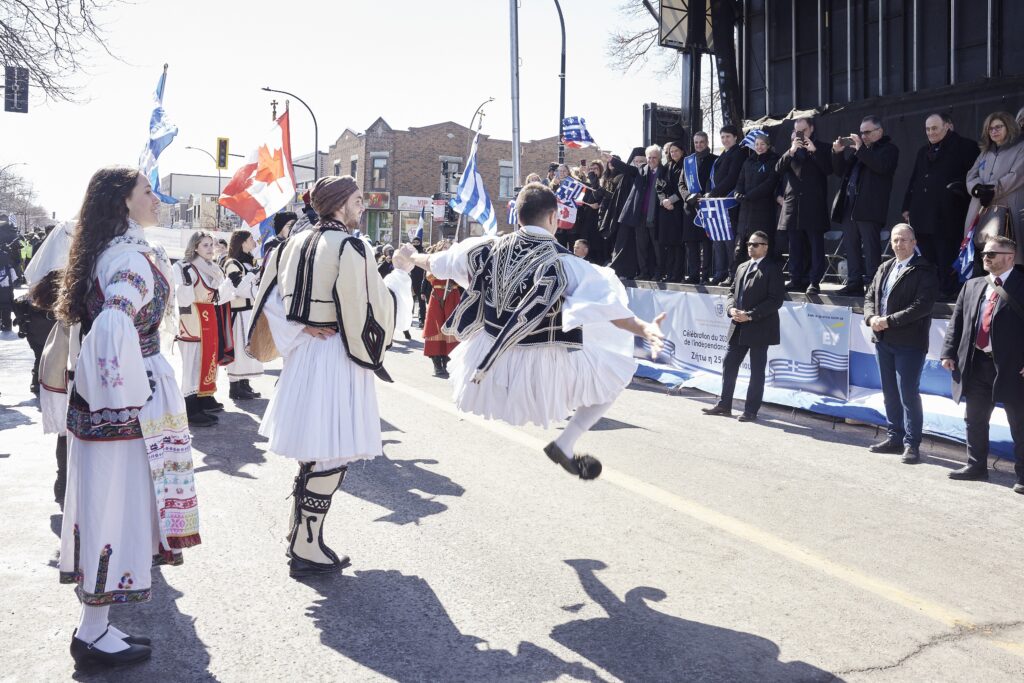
left=56, top=167, right=201, bottom=669
left=396, top=182, right=665, bottom=480
left=248, top=175, right=396, bottom=579
left=173, top=231, right=235, bottom=426
left=419, top=240, right=461, bottom=378
left=222, top=230, right=263, bottom=401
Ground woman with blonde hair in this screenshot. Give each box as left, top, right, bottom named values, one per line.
left=174, top=230, right=235, bottom=425
left=964, top=111, right=1024, bottom=267
left=57, top=166, right=200, bottom=669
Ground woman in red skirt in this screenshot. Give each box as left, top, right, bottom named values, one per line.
left=419, top=240, right=461, bottom=378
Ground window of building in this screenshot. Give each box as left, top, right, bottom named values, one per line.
left=350, top=159, right=357, bottom=178
left=372, top=157, right=388, bottom=190
left=365, top=210, right=393, bottom=243
left=498, top=163, right=514, bottom=198
left=333, top=161, right=341, bottom=176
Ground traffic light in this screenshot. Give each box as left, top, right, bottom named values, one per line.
left=4, top=67, right=29, bottom=114
left=216, top=138, right=229, bottom=169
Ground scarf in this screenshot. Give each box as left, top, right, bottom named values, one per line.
left=188, top=254, right=225, bottom=289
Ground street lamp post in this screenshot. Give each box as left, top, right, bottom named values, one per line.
left=262, top=86, right=319, bottom=183
left=185, top=146, right=221, bottom=229
left=553, top=0, right=567, bottom=164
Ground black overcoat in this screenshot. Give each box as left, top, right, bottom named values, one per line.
left=735, top=150, right=781, bottom=233
left=775, top=141, right=832, bottom=234
left=901, top=131, right=979, bottom=237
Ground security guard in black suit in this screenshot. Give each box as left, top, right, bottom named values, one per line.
left=941, top=236, right=1024, bottom=493
left=703, top=231, right=785, bottom=422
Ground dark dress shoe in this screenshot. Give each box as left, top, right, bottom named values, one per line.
left=683, top=277, right=700, bottom=284
left=948, top=465, right=989, bottom=481
left=70, top=631, right=152, bottom=670
left=869, top=439, right=903, bottom=454
left=784, top=280, right=805, bottom=292
left=701, top=404, right=732, bottom=417
left=289, top=554, right=350, bottom=579
left=901, top=446, right=921, bottom=464
left=805, top=284, right=820, bottom=295
left=737, top=412, right=757, bottom=422
left=1014, top=483, right=1024, bottom=494
left=187, top=411, right=217, bottom=428
left=721, top=277, right=734, bottom=287
left=199, top=396, right=224, bottom=412
left=835, top=284, right=864, bottom=297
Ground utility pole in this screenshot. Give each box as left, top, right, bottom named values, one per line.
left=510, top=0, right=522, bottom=187
left=553, top=0, right=566, bottom=164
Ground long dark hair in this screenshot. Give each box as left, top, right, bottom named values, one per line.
left=30, top=270, right=63, bottom=312
left=56, top=166, right=140, bottom=324
left=227, top=230, right=255, bottom=266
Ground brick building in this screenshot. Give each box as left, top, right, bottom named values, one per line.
left=325, top=118, right=572, bottom=245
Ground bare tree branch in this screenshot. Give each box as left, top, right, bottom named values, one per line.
left=0, top=0, right=125, bottom=103
left=606, top=0, right=678, bottom=75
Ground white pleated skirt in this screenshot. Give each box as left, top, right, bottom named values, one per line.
left=226, top=310, right=263, bottom=380
left=39, top=386, right=68, bottom=435
left=259, top=333, right=382, bottom=463
left=448, top=329, right=636, bottom=428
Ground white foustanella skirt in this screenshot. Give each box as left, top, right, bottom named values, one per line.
left=258, top=289, right=382, bottom=463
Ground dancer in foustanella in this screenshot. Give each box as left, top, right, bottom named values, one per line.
left=396, top=182, right=665, bottom=479
left=248, top=175, right=396, bottom=578
left=56, top=167, right=201, bottom=669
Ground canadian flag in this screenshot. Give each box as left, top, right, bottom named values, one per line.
left=219, top=110, right=298, bottom=226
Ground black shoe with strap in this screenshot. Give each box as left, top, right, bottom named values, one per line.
left=70, top=628, right=151, bottom=671
left=543, top=442, right=603, bottom=480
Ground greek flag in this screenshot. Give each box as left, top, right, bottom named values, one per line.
left=696, top=196, right=738, bottom=241
left=955, top=227, right=975, bottom=282
left=138, top=65, right=178, bottom=204
left=562, top=116, right=596, bottom=148
left=449, top=133, right=498, bottom=235
left=410, top=207, right=425, bottom=240
left=507, top=199, right=517, bottom=226
left=741, top=128, right=767, bottom=150
left=555, top=177, right=586, bottom=205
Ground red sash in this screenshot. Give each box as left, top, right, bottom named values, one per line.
left=196, top=303, right=219, bottom=396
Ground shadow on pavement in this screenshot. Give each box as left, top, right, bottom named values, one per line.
left=344, top=455, right=465, bottom=526
left=72, top=569, right=213, bottom=682
left=551, top=559, right=841, bottom=683
left=190, top=406, right=268, bottom=480
left=302, top=569, right=603, bottom=682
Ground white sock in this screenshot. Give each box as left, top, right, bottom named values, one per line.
left=554, top=401, right=614, bottom=455
left=77, top=605, right=127, bottom=653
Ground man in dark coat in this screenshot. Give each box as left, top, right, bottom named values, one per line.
left=901, top=113, right=979, bottom=299
left=831, top=115, right=900, bottom=296
left=680, top=132, right=717, bottom=283
left=732, top=133, right=780, bottom=273
left=776, top=118, right=833, bottom=294
left=862, top=225, right=939, bottom=463
left=941, top=236, right=1024, bottom=492
left=705, top=125, right=746, bottom=285
left=702, top=231, right=785, bottom=421
left=607, top=146, right=663, bottom=280
left=408, top=236, right=427, bottom=325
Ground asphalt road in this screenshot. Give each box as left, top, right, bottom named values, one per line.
left=1, top=327, right=1022, bottom=682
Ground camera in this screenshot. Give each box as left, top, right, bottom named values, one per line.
left=839, top=137, right=855, bottom=147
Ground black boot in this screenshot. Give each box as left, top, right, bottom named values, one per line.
left=229, top=381, right=257, bottom=400
left=185, top=395, right=217, bottom=427
left=442, top=355, right=451, bottom=374
left=288, top=463, right=351, bottom=578
left=242, top=379, right=261, bottom=399
left=198, top=395, right=224, bottom=413
left=431, top=356, right=448, bottom=378
left=54, top=435, right=67, bottom=508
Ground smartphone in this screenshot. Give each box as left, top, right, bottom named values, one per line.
left=795, top=131, right=805, bottom=141
left=839, top=137, right=855, bottom=147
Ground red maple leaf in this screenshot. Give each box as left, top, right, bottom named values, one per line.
left=254, top=144, right=286, bottom=184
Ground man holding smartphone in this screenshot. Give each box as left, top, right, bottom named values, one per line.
left=831, top=115, right=900, bottom=297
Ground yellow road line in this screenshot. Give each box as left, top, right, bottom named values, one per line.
left=384, top=380, right=1023, bottom=656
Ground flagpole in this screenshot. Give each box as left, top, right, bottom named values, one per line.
left=510, top=0, right=522, bottom=189
left=552, top=0, right=566, bottom=164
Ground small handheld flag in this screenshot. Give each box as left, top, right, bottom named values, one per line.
left=696, top=197, right=739, bottom=241
left=507, top=199, right=517, bottom=226
left=411, top=207, right=425, bottom=241
left=562, top=116, right=597, bottom=149
left=740, top=129, right=767, bottom=150
left=555, top=177, right=586, bottom=205
left=955, top=227, right=976, bottom=282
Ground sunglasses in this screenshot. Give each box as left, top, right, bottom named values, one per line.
left=981, top=251, right=1014, bottom=258
left=746, top=242, right=768, bottom=247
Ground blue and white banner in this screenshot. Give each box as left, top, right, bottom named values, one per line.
left=138, top=65, right=178, bottom=204
left=507, top=199, right=517, bottom=226
left=555, top=177, right=586, bottom=205
left=696, top=196, right=738, bottom=241
left=562, top=116, right=596, bottom=148
left=682, top=154, right=702, bottom=194
left=449, top=133, right=498, bottom=235
left=627, top=287, right=1016, bottom=458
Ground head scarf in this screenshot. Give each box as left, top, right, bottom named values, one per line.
left=311, top=175, right=359, bottom=219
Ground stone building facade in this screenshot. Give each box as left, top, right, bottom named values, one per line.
left=324, top=118, right=572, bottom=245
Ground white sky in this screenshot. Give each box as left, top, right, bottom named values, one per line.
left=3, top=0, right=682, bottom=219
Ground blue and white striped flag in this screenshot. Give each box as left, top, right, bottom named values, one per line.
left=449, top=133, right=498, bottom=235
left=740, top=128, right=767, bottom=150
left=562, top=116, right=596, bottom=148
left=138, top=65, right=178, bottom=204
left=955, top=227, right=975, bottom=282
left=696, top=197, right=738, bottom=241
left=506, top=199, right=517, bottom=226
left=411, top=207, right=425, bottom=240
left=555, top=177, right=586, bottom=205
